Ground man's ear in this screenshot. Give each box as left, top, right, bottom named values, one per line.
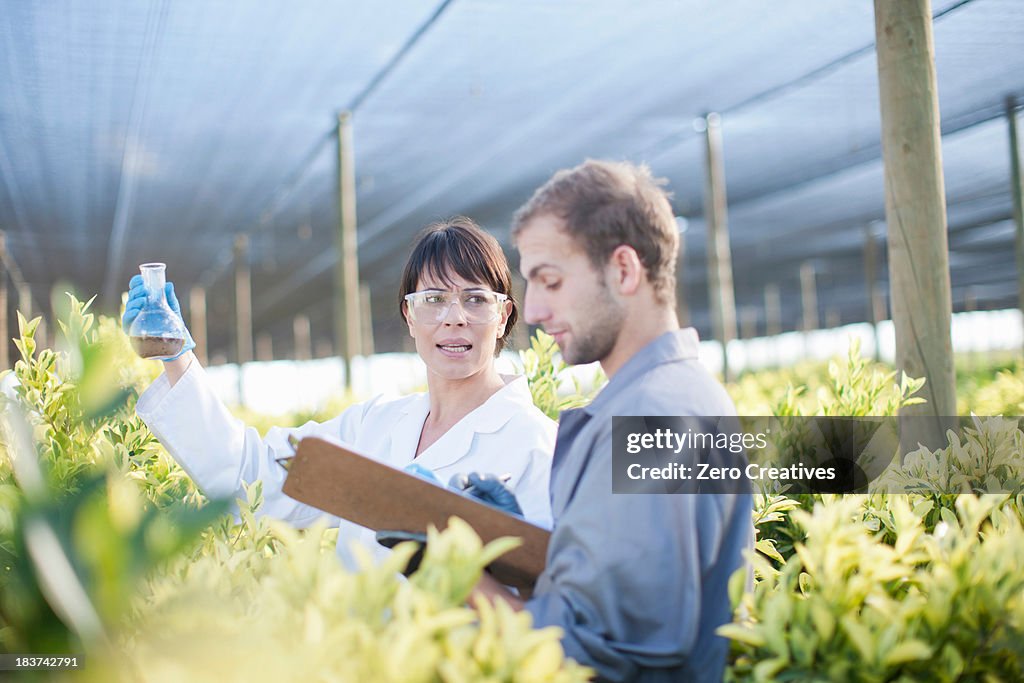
left=607, top=245, right=643, bottom=296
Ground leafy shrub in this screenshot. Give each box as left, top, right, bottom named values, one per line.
left=518, top=330, right=604, bottom=420
left=745, top=339, right=927, bottom=566
left=724, top=496, right=1024, bottom=682
left=959, top=368, right=1024, bottom=417
left=0, top=297, right=591, bottom=682
left=724, top=339, right=1024, bottom=682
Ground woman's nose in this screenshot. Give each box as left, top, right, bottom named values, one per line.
left=440, top=300, right=469, bottom=325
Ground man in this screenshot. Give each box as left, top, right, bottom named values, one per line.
left=471, top=159, right=752, bottom=682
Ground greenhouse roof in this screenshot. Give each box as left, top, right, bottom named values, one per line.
left=1, top=0, right=1022, bottom=357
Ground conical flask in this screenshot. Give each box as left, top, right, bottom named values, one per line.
left=128, top=263, right=187, bottom=360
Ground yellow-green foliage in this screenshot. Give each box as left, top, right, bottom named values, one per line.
left=868, top=416, right=1024, bottom=535
left=0, top=297, right=591, bottom=682
left=81, top=519, right=589, bottom=683
left=6, top=298, right=1024, bottom=682
left=959, top=367, right=1024, bottom=416
left=729, top=360, right=831, bottom=416
left=731, top=338, right=925, bottom=419
left=726, top=340, right=1024, bottom=682
left=518, top=330, right=604, bottom=420
left=724, top=496, right=1024, bottom=682
left=745, top=340, right=928, bottom=565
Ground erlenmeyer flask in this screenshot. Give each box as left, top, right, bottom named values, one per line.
left=128, top=263, right=187, bottom=360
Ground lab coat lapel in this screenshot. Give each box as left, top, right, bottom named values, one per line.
left=413, top=379, right=519, bottom=472
left=386, top=394, right=430, bottom=467
left=412, top=415, right=477, bottom=472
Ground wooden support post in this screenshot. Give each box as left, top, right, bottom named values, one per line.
left=315, top=338, right=333, bottom=360
left=825, top=308, right=841, bottom=330
left=874, top=0, right=956, bottom=450
left=873, top=288, right=888, bottom=321
left=335, top=111, right=362, bottom=389
left=864, top=224, right=884, bottom=360
left=800, top=262, right=818, bottom=331
left=701, top=113, right=738, bottom=380
left=233, top=234, right=253, bottom=365
left=293, top=314, right=312, bottom=361
left=1007, top=96, right=1024, bottom=350
left=964, top=286, right=977, bottom=313
left=17, top=282, right=31, bottom=319
left=189, top=286, right=208, bottom=366
left=676, top=229, right=690, bottom=327
left=360, top=282, right=375, bottom=357
left=764, top=284, right=782, bottom=337
left=0, top=233, right=7, bottom=369
left=739, top=307, right=759, bottom=340
left=256, top=333, right=273, bottom=362
left=234, top=234, right=252, bottom=407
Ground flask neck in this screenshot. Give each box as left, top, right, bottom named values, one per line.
left=140, top=264, right=167, bottom=304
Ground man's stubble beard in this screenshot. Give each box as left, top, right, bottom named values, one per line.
left=563, top=274, right=626, bottom=366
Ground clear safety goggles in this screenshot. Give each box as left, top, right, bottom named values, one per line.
left=403, top=289, right=509, bottom=324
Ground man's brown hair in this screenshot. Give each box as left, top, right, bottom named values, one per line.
left=512, top=159, right=678, bottom=306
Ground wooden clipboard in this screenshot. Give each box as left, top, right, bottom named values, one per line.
left=281, top=437, right=550, bottom=590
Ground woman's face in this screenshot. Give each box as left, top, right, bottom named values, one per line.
left=404, top=271, right=512, bottom=383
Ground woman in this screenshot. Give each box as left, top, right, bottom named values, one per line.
left=126, top=217, right=554, bottom=569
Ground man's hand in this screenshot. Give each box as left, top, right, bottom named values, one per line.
left=470, top=571, right=525, bottom=612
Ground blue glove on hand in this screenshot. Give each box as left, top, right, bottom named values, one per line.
left=448, top=472, right=523, bottom=517
left=403, top=462, right=442, bottom=485
left=122, top=274, right=196, bottom=361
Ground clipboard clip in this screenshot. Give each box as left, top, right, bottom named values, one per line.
left=276, top=435, right=302, bottom=471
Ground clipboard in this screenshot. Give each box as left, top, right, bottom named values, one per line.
left=281, top=437, right=550, bottom=590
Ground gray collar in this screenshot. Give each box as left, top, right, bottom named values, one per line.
left=583, top=328, right=701, bottom=416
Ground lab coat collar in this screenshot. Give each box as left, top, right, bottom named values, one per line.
left=584, top=327, right=701, bottom=417
left=393, top=375, right=533, bottom=471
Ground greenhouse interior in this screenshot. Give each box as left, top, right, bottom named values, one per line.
left=1, top=1, right=1023, bottom=681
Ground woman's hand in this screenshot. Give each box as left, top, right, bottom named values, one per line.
left=123, top=274, right=197, bottom=386
left=449, top=472, right=523, bottom=516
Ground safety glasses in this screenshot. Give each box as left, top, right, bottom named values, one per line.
left=403, top=289, right=509, bottom=324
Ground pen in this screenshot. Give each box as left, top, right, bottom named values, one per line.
left=455, top=472, right=512, bottom=491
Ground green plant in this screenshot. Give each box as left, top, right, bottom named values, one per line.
left=108, top=519, right=591, bottom=683
left=519, top=330, right=604, bottom=420
left=724, top=495, right=1024, bottom=682
left=959, top=367, right=1024, bottom=417
left=0, top=297, right=225, bottom=656
left=1, top=298, right=592, bottom=682
left=746, top=339, right=928, bottom=567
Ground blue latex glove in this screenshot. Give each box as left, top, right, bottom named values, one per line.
left=122, top=274, right=196, bottom=361
left=403, top=462, right=442, bottom=485
left=448, top=472, right=522, bottom=516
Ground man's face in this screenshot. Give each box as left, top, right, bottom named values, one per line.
left=516, top=213, right=626, bottom=366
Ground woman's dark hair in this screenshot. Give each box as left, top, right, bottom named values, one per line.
left=399, top=216, right=518, bottom=354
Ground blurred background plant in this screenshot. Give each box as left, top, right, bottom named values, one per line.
left=1, top=296, right=1022, bottom=682
left=0, top=296, right=592, bottom=682
left=518, top=330, right=604, bottom=420
left=719, top=338, right=1024, bottom=682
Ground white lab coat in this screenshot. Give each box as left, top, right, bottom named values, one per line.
left=136, top=360, right=556, bottom=568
